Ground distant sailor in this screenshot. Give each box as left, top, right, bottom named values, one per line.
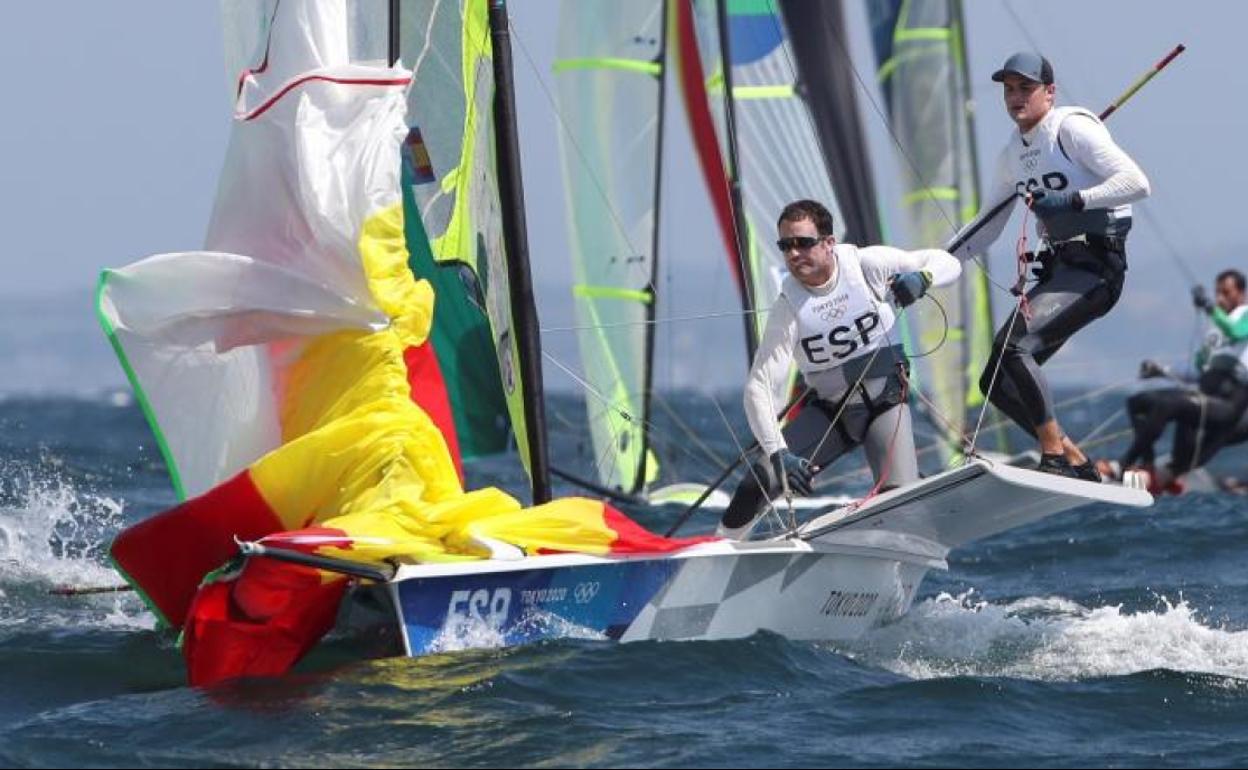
left=950, top=52, right=1151, bottom=480
left=1098, top=270, right=1248, bottom=493
left=717, top=199, right=961, bottom=539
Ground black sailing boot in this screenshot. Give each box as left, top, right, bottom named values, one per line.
left=1070, top=459, right=1103, bottom=483
left=1037, top=452, right=1081, bottom=479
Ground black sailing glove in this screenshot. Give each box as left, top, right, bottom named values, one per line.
left=770, top=449, right=813, bottom=497
left=1028, top=188, right=1084, bottom=215
left=1192, top=285, right=1214, bottom=314
left=890, top=270, right=932, bottom=308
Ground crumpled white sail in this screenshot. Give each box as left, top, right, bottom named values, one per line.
left=97, top=0, right=409, bottom=498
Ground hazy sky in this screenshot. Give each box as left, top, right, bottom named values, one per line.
left=0, top=1, right=1241, bottom=395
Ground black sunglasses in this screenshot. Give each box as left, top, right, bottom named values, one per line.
left=776, top=235, right=823, bottom=253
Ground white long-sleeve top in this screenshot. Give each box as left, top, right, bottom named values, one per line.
left=744, top=243, right=962, bottom=455
left=949, top=106, right=1151, bottom=259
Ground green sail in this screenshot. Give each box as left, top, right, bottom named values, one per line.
left=867, top=0, right=1000, bottom=459
left=553, top=0, right=666, bottom=493
left=400, top=0, right=528, bottom=465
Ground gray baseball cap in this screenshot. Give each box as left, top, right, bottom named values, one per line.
left=991, top=52, right=1054, bottom=85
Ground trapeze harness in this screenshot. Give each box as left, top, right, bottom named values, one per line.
left=722, top=245, right=918, bottom=529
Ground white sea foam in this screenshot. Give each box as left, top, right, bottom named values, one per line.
left=427, top=614, right=509, bottom=653
left=840, top=590, right=1248, bottom=683
left=427, top=610, right=605, bottom=654
left=0, top=466, right=153, bottom=631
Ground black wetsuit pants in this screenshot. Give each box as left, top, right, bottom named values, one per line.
left=721, top=371, right=918, bottom=529
left=1121, top=387, right=1187, bottom=468
left=1119, top=374, right=1248, bottom=472
left=980, top=242, right=1125, bottom=436
left=1174, top=369, right=1248, bottom=473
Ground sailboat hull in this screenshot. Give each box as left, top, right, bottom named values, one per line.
left=384, top=459, right=1151, bottom=657
left=387, top=539, right=936, bottom=655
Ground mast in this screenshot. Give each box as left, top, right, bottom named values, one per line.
left=636, top=0, right=670, bottom=492
left=388, top=0, right=400, bottom=67
left=714, top=0, right=757, bottom=361
left=776, top=0, right=882, bottom=245
left=672, top=0, right=754, bottom=367
left=488, top=0, right=552, bottom=504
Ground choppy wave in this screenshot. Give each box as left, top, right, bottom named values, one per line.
left=841, top=590, right=1248, bottom=684
left=5, top=396, right=1248, bottom=767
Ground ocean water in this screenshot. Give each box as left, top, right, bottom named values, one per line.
left=3, top=391, right=1248, bottom=768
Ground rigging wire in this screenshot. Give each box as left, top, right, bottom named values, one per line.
left=812, top=376, right=1140, bottom=489
left=541, top=306, right=763, bottom=333
left=1079, top=427, right=1134, bottom=453
left=1076, top=406, right=1126, bottom=447
left=507, top=9, right=653, bottom=286
left=510, top=8, right=751, bottom=487
left=966, top=205, right=1037, bottom=455
left=541, top=349, right=730, bottom=484
left=905, top=292, right=951, bottom=360
left=705, top=391, right=787, bottom=530
left=652, top=394, right=730, bottom=468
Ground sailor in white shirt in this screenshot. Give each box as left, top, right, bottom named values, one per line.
left=949, top=52, right=1150, bottom=481
left=718, top=199, right=961, bottom=539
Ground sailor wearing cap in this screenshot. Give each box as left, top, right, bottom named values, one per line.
left=950, top=52, right=1151, bottom=480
